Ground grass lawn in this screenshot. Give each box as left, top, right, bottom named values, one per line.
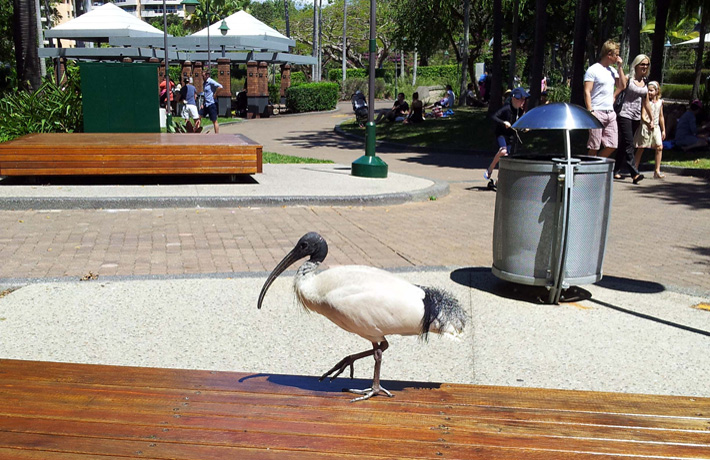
left=340, top=105, right=710, bottom=169
left=263, top=152, right=333, bottom=164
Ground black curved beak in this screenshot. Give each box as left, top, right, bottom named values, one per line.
left=257, top=247, right=301, bottom=309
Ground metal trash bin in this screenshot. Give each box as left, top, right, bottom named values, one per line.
left=491, top=103, right=613, bottom=304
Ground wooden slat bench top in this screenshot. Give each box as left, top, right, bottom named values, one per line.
left=1, top=359, right=708, bottom=459
left=0, top=133, right=263, bottom=176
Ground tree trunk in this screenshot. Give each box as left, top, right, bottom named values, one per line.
left=488, top=0, right=503, bottom=114
left=13, top=0, right=41, bottom=91
left=628, top=0, right=640, bottom=58
left=508, top=0, right=520, bottom=89
left=648, top=0, right=670, bottom=83
left=284, top=0, right=290, bottom=38
left=571, top=0, right=591, bottom=106
left=620, top=0, right=640, bottom=64
left=529, top=0, right=547, bottom=108
left=458, top=0, right=470, bottom=106
left=691, top=6, right=707, bottom=100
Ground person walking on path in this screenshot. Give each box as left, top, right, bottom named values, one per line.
left=614, top=54, right=651, bottom=184
left=633, top=81, right=665, bottom=179
left=584, top=40, right=627, bottom=158
left=180, top=77, right=201, bottom=132
left=201, top=69, right=223, bottom=134
left=484, top=87, right=529, bottom=190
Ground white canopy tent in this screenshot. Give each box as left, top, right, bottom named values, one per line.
left=39, top=6, right=313, bottom=66
left=191, top=10, right=292, bottom=51
left=676, top=33, right=710, bottom=46
left=45, top=3, right=166, bottom=41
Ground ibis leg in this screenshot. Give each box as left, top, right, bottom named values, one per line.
left=320, top=347, right=376, bottom=382
left=346, top=340, right=393, bottom=402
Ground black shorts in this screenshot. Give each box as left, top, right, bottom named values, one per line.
left=204, top=103, right=218, bottom=122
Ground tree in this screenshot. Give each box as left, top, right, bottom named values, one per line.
left=150, top=14, right=191, bottom=37
left=13, top=0, right=41, bottom=91
left=620, top=0, right=640, bottom=63
left=184, top=0, right=251, bottom=32
left=488, top=0, right=503, bottom=114
left=570, top=0, right=591, bottom=105
left=648, top=0, right=670, bottom=83
left=527, top=0, right=546, bottom=107
left=690, top=5, right=707, bottom=100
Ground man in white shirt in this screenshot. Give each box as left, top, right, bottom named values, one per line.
left=584, top=40, right=627, bottom=157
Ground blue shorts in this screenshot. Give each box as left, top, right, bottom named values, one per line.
left=496, top=135, right=510, bottom=151
left=203, top=103, right=218, bottom=122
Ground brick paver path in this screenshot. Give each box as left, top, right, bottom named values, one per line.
left=1, top=103, right=708, bottom=296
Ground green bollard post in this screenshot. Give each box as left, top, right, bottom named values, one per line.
left=352, top=22, right=387, bottom=178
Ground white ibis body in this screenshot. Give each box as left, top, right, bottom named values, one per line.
left=257, top=232, right=467, bottom=402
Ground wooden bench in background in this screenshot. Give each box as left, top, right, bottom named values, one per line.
left=0, top=359, right=708, bottom=459
left=0, top=133, right=262, bottom=177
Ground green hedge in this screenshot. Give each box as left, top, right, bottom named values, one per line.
left=339, top=77, right=386, bottom=100
left=661, top=83, right=693, bottom=100
left=665, top=69, right=710, bottom=85
left=268, top=83, right=280, bottom=104
left=275, top=70, right=307, bottom=87
left=328, top=68, right=393, bottom=81
left=286, top=81, right=339, bottom=113
left=328, top=68, right=367, bottom=81
left=416, top=65, right=458, bottom=82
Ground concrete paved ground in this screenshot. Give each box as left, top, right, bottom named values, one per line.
left=0, top=102, right=708, bottom=399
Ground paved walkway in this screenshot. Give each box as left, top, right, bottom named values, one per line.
left=0, top=102, right=708, bottom=398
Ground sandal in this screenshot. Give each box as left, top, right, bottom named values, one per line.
left=654, top=172, right=665, bottom=179
left=614, top=173, right=623, bottom=180
left=633, top=174, right=645, bottom=185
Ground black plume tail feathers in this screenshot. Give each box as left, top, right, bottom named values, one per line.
left=418, top=286, right=468, bottom=340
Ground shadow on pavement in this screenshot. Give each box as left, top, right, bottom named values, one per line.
left=237, top=373, right=441, bottom=394
left=631, top=178, right=710, bottom=210
left=450, top=267, right=592, bottom=304
left=594, top=275, right=666, bottom=294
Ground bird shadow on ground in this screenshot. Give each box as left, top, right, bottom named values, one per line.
left=450, top=267, right=592, bottom=304
left=238, top=373, right=441, bottom=394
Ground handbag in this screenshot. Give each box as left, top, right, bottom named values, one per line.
left=613, top=85, right=627, bottom=113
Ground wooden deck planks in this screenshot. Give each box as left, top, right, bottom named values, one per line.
left=0, top=359, right=708, bottom=459
left=0, top=133, right=263, bottom=176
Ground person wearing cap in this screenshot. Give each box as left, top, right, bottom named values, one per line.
left=584, top=39, right=626, bottom=158
left=484, top=86, right=529, bottom=190
left=180, top=77, right=201, bottom=132
left=201, top=68, right=223, bottom=134
left=674, top=100, right=708, bottom=151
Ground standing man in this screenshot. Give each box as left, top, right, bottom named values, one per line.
left=201, top=68, right=223, bottom=134
left=583, top=40, right=626, bottom=157
left=180, top=77, right=201, bottom=132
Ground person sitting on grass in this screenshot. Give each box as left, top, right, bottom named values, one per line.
left=375, top=92, right=409, bottom=123
left=403, top=92, right=424, bottom=125
left=433, top=85, right=456, bottom=108
left=674, top=100, right=708, bottom=152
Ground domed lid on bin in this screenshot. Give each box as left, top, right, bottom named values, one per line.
left=513, top=102, right=602, bottom=130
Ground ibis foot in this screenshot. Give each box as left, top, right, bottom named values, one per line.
left=345, top=385, right=394, bottom=402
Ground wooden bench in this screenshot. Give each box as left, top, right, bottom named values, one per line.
left=1, top=359, right=708, bottom=459
left=0, top=133, right=262, bottom=176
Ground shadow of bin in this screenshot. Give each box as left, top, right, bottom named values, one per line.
left=491, top=103, right=613, bottom=304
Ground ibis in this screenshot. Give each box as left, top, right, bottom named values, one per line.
left=257, top=232, right=468, bottom=402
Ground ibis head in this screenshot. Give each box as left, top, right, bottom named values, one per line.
left=257, top=232, right=328, bottom=310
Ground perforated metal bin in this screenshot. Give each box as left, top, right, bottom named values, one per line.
left=491, top=103, right=613, bottom=304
